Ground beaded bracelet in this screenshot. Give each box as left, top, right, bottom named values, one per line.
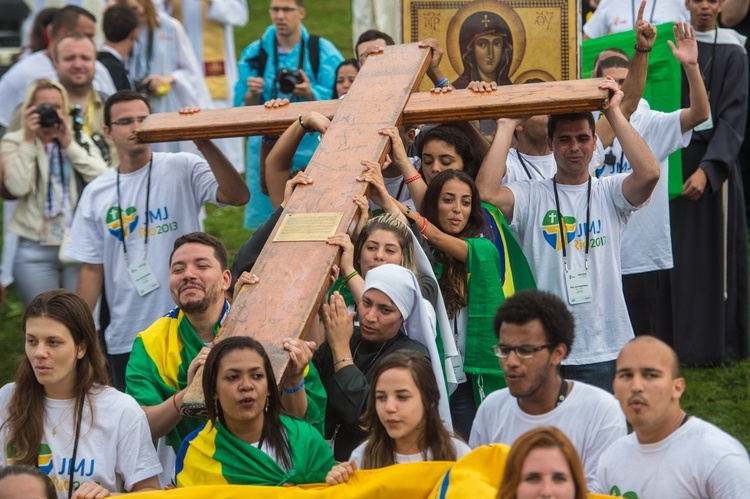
left=282, top=378, right=305, bottom=394
left=420, top=216, right=429, bottom=240
left=435, top=77, right=449, bottom=88
left=343, top=270, right=359, bottom=284
left=404, top=173, right=422, bottom=184
left=298, top=114, right=313, bottom=131
left=633, top=44, right=652, bottom=53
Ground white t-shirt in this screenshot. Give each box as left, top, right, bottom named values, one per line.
left=503, top=149, right=558, bottom=183
left=0, top=383, right=161, bottom=498
left=507, top=175, right=640, bottom=364
left=469, top=381, right=626, bottom=484
left=593, top=417, right=750, bottom=498
left=349, top=436, right=471, bottom=467
left=501, top=140, right=605, bottom=186
left=64, top=152, right=221, bottom=354
left=595, top=100, right=690, bottom=274
left=583, top=0, right=689, bottom=38
left=0, top=51, right=116, bottom=128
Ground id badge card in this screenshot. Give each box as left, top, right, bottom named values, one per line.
left=565, top=267, right=593, bottom=305
left=40, top=216, right=64, bottom=246
left=694, top=109, right=713, bottom=132
left=127, top=258, right=160, bottom=296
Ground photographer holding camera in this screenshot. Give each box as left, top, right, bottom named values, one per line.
left=0, top=79, right=107, bottom=306
left=235, top=0, right=343, bottom=230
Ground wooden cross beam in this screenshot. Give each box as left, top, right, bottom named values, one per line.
left=137, top=78, right=608, bottom=142
left=163, top=44, right=608, bottom=417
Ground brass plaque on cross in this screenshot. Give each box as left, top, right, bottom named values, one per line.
left=273, top=213, right=344, bottom=242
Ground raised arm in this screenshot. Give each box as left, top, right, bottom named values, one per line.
left=721, top=0, right=750, bottom=26
left=476, top=117, right=521, bottom=205
left=602, top=78, right=660, bottom=206
left=596, top=1, right=656, bottom=149
left=177, top=106, right=249, bottom=205
left=669, top=23, right=710, bottom=133
left=198, top=138, right=250, bottom=205
left=266, top=105, right=329, bottom=208
left=379, top=126, right=426, bottom=209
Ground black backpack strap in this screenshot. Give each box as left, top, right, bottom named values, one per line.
left=247, top=44, right=268, bottom=74
left=246, top=36, right=318, bottom=81
left=308, top=34, right=320, bottom=79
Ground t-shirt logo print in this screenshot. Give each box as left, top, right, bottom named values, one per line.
left=6, top=442, right=54, bottom=474
left=106, top=206, right=139, bottom=241
left=541, top=210, right=576, bottom=250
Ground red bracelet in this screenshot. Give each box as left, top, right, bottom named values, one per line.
left=404, top=173, right=422, bottom=184
left=420, top=216, right=428, bottom=234
left=172, top=393, right=181, bottom=414
left=195, top=139, right=207, bottom=151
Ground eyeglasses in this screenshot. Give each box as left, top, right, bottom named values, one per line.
left=109, top=116, right=148, bottom=127
left=269, top=6, right=298, bottom=13
left=492, top=343, right=554, bottom=359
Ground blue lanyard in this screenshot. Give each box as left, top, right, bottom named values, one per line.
left=45, top=141, right=69, bottom=216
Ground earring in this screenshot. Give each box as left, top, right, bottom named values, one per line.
left=264, top=398, right=270, bottom=413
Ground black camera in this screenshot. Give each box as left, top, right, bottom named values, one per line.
left=34, top=104, right=60, bottom=127
left=134, top=79, right=151, bottom=95
left=275, top=68, right=303, bottom=94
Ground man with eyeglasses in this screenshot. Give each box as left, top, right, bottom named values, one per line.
left=469, top=289, right=626, bottom=484
left=63, top=90, right=249, bottom=391
left=234, top=0, right=343, bottom=230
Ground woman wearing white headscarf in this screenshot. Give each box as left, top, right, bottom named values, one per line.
left=313, top=264, right=452, bottom=462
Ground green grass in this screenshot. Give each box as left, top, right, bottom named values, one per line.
left=1, top=0, right=748, bottom=454
left=234, top=2, right=355, bottom=62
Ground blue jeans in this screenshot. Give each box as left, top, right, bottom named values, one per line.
left=560, top=360, right=616, bottom=393
left=450, top=378, right=477, bottom=441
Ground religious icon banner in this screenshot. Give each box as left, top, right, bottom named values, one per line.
left=403, top=0, right=580, bottom=91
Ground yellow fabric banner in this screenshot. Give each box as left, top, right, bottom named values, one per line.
left=129, top=444, right=617, bottom=499
left=170, top=0, right=228, bottom=100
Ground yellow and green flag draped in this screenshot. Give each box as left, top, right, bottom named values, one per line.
left=481, top=203, right=537, bottom=296
left=126, top=305, right=327, bottom=453
left=131, top=444, right=617, bottom=498
left=175, top=416, right=334, bottom=487
left=464, top=237, right=507, bottom=402
left=126, top=306, right=226, bottom=453
left=582, top=23, right=683, bottom=198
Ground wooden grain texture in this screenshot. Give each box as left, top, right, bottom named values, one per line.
left=181, top=44, right=431, bottom=417
left=137, top=78, right=609, bottom=143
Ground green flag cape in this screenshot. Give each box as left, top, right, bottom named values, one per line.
left=127, top=305, right=327, bottom=452
left=175, top=416, right=335, bottom=487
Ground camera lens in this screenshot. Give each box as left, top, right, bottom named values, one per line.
left=34, top=104, right=61, bottom=128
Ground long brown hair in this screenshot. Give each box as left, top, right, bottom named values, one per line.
left=421, top=170, right=485, bottom=318
left=203, top=336, right=292, bottom=471
left=117, top=0, right=160, bottom=30
left=361, top=351, right=457, bottom=469
left=497, top=427, right=588, bottom=499
left=2, top=290, right=109, bottom=466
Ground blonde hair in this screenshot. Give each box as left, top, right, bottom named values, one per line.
left=354, top=213, right=418, bottom=276
left=21, top=79, right=69, bottom=133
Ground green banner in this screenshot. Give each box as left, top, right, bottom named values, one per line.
left=582, top=23, right=684, bottom=199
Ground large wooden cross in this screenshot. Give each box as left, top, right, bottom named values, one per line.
left=137, top=44, right=607, bottom=416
